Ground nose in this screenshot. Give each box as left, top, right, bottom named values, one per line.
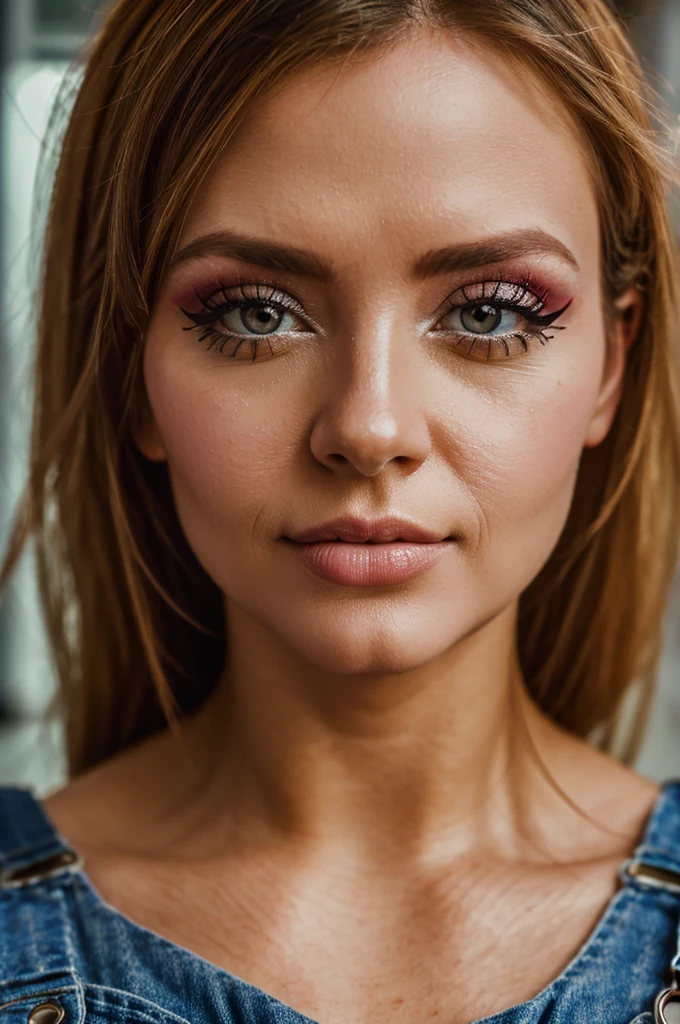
left=308, top=314, right=432, bottom=478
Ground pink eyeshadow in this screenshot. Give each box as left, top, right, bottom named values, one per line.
left=169, top=272, right=229, bottom=312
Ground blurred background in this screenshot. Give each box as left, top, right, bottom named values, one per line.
left=0, top=0, right=679, bottom=798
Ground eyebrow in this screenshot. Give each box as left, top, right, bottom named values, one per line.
left=168, top=226, right=579, bottom=281
left=414, top=228, right=580, bottom=277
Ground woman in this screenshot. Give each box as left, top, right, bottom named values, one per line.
left=1, top=0, right=679, bottom=1021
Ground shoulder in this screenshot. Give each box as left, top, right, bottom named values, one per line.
left=530, top=717, right=665, bottom=862
left=41, top=724, right=187, bottom=858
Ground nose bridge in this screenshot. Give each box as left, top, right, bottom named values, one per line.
left=345, top=307, right=400, bottom=411
left=310, top=302, right=431, bottom=475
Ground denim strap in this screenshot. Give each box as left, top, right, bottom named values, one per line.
left=0, top=786, right=83, bottom=887
left=619, top=780, right=680, bottom=999
left=0, top=786, right=86, bottom=984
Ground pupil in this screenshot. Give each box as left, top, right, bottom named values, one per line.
left=461, top=303, right=502, bottom=334
left=242, top=303, right=282, bottom=334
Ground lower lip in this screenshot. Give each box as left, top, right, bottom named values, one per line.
left=285, top=540, right=453, bottom=586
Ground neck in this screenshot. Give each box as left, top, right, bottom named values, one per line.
left=175, top=601, right=572, bottom=864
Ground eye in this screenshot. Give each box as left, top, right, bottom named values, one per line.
left=432, top=281, right=572, bottom=361
left=180, top=282, right=314, bottom=360
left=222, top=302, right=300, bottom=336
left=444, top=303, right=520, bottom=336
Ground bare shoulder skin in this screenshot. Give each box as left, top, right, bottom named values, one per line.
left=44, top=27, right=657, bottom=1024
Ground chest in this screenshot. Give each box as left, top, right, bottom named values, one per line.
left=80, top=853, right=624, bottom=1024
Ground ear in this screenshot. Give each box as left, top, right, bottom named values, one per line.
left=131, top=385, right=167, bottom=462
left=582, top=285, right=645, bottom=449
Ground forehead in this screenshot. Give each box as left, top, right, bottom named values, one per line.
left=178, top=28, right=599, bottom=270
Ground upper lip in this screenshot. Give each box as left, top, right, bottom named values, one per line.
left=287, top=516, right=452, bottom=544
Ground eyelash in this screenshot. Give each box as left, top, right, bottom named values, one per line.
left=179, top=279, right=570, bottom=362
left=180, top=282, right=309, bottom=362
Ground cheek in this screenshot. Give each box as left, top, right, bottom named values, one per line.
left=143, top=342, right=294, bottom=553
left=460, top=348, right=604, bottom=568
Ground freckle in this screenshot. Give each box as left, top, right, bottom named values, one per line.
left=391, top=997, right=405, bottom=1005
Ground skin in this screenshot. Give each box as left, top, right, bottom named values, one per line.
left=43, top=27, right=658, bottom=1024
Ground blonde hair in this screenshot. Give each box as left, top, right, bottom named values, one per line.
left=1, top=0, right=679, bottom=778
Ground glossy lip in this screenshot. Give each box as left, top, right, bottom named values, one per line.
left=285, top=515, right=453, bottom=544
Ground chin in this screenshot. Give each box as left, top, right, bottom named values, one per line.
left=267, top=601, right=474, bottom=676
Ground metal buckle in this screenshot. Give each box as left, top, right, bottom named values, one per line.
left=625, top=859, right=680, bottom=896
left=0, top=849, right=82, bottom=887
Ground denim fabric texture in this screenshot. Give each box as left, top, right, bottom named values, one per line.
left=1, top=782, right=680, bottom=1024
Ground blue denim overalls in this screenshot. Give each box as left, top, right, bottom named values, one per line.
left=1, top=781, right=680, bottom=1024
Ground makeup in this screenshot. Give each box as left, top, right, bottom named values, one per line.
left=174, top=273, right=574, bottom=363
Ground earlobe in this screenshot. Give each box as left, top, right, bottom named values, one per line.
left=582, top=285, right=645, bottom=449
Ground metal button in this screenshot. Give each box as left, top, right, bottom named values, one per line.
left=655, top=987, right=680, bottom=1023
left=1, top=850, right=79, bottom=884
left=27, top=1001, right=65, bottom=1024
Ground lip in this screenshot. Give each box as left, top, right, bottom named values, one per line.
left=283, top=516, right=455, bottom=586
left=284, top=539, right=453, bottom=587
left=286, top=515, right=452, bottom=544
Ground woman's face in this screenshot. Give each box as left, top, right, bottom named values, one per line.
left=139, top=29, right=632, bottom=676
